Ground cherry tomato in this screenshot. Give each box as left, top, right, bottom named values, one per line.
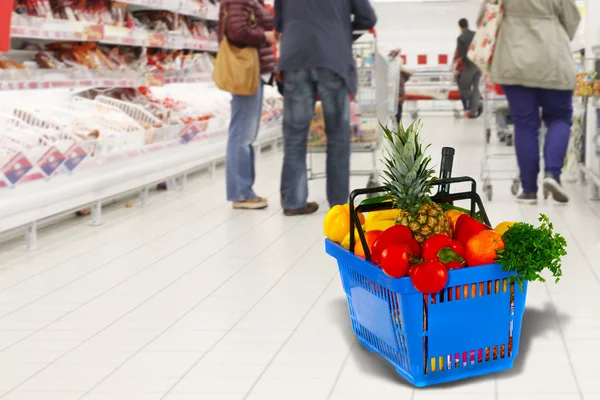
left=354, top=230, right=383, bottom=259
left=380, top=244, right=411, bottom=278
left=410, top=260, right=449, bottom=293
left=371, top=224, right=414, bottom=265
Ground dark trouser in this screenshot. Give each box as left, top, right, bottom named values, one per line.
left=396, top=103, right=403, bottom=125
left=456, top=75, right=468, bottom=110
left=280, top=67, right=350, bottom=209
left=458, top=66, right=481, bottom=114
left=502, top=85, right=573, bottom=194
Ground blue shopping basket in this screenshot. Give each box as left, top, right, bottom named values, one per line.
left=326, top=147, right=528, bottom=387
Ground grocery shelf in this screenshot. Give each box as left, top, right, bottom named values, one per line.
left=0, top=124, right=282, bottom=244
left=0, top=70, right=212, bottom=91
left=118, top=0, right=218, bottom=21
left=10, top=17, right=218, bottom=51
left=580, top=164, right=600, bottom=200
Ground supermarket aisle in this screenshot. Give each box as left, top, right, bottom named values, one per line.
left=0, top=117, right=599, bottom=400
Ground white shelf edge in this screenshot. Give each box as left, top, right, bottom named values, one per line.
left=0, top=125, right=282, bottom=234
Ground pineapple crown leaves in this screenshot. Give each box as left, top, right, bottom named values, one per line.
left=380, top=120, right=436, bottom=213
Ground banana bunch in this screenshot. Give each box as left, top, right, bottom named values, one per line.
left=340, top=209, right=399, bottom=249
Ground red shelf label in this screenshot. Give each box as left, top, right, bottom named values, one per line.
left=38, top=146, right=66, bottom=177
left=1, top=152, right=33, bottom=185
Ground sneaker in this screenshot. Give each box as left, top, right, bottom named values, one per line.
left=543, top=174, right=569, bottom=203
left=233, top=197, right=268, bottom=210
left=283, top=202, right=319, bottom=216
left=516, top=192, right=538, bottom=205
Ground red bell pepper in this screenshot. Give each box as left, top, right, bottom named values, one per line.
left=421, top=234, right=466, bottom=270
left=454, top=214, right=490, bottom=246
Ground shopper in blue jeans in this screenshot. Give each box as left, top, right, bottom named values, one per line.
left=274, top=0, right=377, bottom=215
left=218, top=0, right=277, bottom=210
left=478, top=0, right=580, bottom=204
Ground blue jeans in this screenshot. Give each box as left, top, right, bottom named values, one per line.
left=280, top=68, right=350, bottom=210
left=502, top=85, right=573, bottom=193
left=226, top=82, right=264, bottom=202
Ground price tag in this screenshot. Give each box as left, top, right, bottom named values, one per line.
left=145, top=73, right=165, bottom=87
left=63, top=143, right=88, bottom=172
left=83, top=25, right=104, bottom=41
left=38, top=146, right=66, bottom=177
left=179, top=123, right=201, bottom=143
left=1, top=152, right=33, bottom=185
left=147, top=33, right=166, bottom=48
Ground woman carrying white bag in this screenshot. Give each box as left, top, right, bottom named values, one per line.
left=471, top=0, right=581, bottom=204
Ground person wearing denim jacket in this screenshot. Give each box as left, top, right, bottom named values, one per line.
left=273, top=0, right=377, bottom=216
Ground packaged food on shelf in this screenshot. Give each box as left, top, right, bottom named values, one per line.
left=575, top=71, right=597, bottom=97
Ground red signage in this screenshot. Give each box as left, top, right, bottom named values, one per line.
left=0, top=0, right=14, bottom=52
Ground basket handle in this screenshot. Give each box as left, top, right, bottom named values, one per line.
left=348, top=148, right=491, bottom=262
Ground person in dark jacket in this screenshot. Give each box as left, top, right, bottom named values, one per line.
left=274, top=0, right=377, bottom=216
left=454, top=18, right=481, bottom=118
left=397, top=69, right=412, bottom=124
left=217, top=0, right=277, bottom=210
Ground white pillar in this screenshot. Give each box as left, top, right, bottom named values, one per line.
left=584, top=0, right=599, bottom=197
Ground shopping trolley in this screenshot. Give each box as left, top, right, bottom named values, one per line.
left=403, top=67, right=463, bottom=119
left=307, top=31, right=400, bottom=189
left=480, top=79, right=522, bottom=200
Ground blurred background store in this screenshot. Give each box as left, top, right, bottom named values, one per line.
left=0, top=0, right=598, bottom=399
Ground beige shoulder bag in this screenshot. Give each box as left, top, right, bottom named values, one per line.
left=212, top=7, right=260, bottom=96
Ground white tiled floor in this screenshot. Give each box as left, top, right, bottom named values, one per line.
left=0, top=116, right=599, bottom=400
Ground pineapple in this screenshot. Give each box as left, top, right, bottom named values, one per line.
left=381, top=121, right=452, bottom=243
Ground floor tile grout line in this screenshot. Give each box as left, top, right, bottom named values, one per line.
left=324, top=331, right=356, bottom=400
left=0, top=182, right=254, bottom=295
left=159, top=233, right=326, bottom=400
left=0, top=194, right=283, bottom=352
left=0, top=148, right=282, bottom=277
left=77, top=213, right=319, bottom=399
left=0, top=200, right=302, bottom=398
left=543, top=283, right=585, bottom=400
left=0, top=179, right=285, bottom=313
left=554, top=206, right=600, bottom=284
left=494, top=376, right=498, bottom=400
left=0, top=199, right=247, bottom=322
left=0, top=170, right=222, bottom=272
left=241, top=272, right=338, bottom=400
left=0, top=187, right=233, bottom=293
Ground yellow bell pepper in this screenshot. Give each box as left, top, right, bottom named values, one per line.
left=324, top=204, right=365, bottom=243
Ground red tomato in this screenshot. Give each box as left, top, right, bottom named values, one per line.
left=371, top=224, right=414, bottom=264
left=410, top=260, right=449, bottom=293
left=380, top=244, right=411, bottom=278
left=354, top=230, right=383, bottom=259
left=403, top=238, right=421, bottom=258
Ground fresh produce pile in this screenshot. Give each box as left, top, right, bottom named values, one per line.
left=324, top=121, right=567, bottom=294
